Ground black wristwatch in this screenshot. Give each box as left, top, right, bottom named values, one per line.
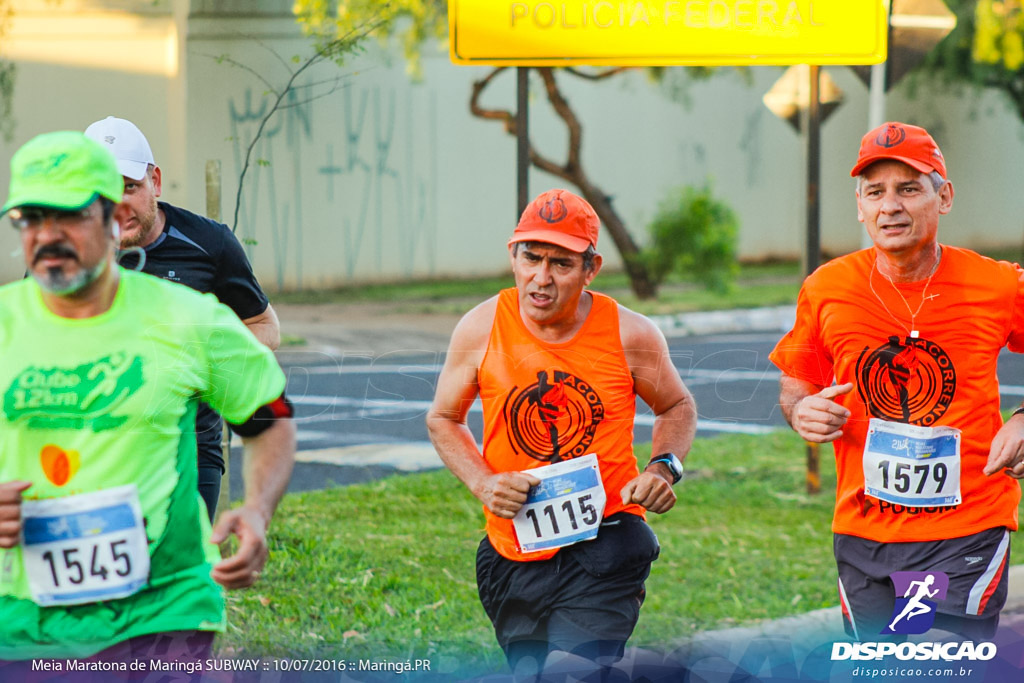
left=647, top=453, right=684, bottom=485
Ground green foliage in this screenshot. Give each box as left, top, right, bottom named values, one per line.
left=0, top=0, right=14, bottom=141
left=915, top=0, right=1024, bottom=121
left=974, top=0, right=1024, bottom=71
left=0, top=61, right=15, bottom=142
left=642, top=183, right=739, bottom=294
left=293, top=0, right=447, bottom=78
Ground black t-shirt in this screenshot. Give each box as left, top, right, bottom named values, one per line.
left=118, top=202, right=270, bottom=471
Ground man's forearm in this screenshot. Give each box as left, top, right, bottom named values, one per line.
left=244, top=305, right=281, bottom=350
left=779, top=376, right=820, bottom=427
left=649, top=396, right=698, bottom=463
left=427, top=414, right=494, bottom=500
left=241, top=419, right=296, bottom=521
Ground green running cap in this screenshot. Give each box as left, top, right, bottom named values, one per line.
left=2, top=130, right=123, bottom=215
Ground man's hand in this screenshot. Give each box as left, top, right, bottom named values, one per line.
left=210, top=505, right=269, bottom=589
left=476, top=471, right=541, bottom=519
left=985, top=413, right=1024, bottom=478
left=0, top=481, right=30, bottom=549
left=789, top=382, right=855, bottom=443
left=621, top=471, right=676, bottom=514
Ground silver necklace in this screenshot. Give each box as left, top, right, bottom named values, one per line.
left=867, top=251, right=941, bottom=339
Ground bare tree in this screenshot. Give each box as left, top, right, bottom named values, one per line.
left=470, top=67, right=656, bottom=299
left=209, top=20, right=385, bottom=234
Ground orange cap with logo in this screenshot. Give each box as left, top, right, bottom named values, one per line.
left=850, top=122, right=947, bottom=179
left=509, top=188, right=599, bottom=253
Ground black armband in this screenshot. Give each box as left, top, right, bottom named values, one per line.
left=227, top=393, right=294, bottom=437
left=1013, top=406, right=1024, bottom=419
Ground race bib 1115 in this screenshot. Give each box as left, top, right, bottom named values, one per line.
left=513, top=453, right=606, bottom=554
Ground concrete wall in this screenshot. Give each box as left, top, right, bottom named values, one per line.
left=0, top=0, right=1021, bottom=289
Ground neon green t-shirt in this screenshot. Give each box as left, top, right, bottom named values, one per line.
left=0, top=269, right=286, bottom=659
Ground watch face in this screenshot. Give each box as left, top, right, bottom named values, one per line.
left=654, top=454, right=682, bottom=483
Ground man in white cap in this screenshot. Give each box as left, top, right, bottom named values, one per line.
left=85, top=116, right=281, bottom=520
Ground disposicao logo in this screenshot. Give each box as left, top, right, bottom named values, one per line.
left=884, top=571, right=948, bottom=635
left=831, top=641, right=997, bottom=662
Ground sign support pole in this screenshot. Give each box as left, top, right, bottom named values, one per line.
left=517, top=67, right=529, bottom=217
left=805, top=64, right=822, bottom=495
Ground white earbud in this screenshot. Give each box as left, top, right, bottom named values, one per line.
left=111, top=220, right=120, bottom=242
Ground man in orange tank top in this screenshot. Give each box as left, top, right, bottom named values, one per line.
left=428, top=189, right=697, bottom=677
left=770, top=122, right=1024, bottom=642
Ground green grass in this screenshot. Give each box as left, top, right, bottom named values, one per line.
left=217, top=432, right=833, bottom=674
left=271, top=260, right=805, bottom=317
left=221, top=429, right=1024, bottom=676
left=271, top=247, right=1024, bottom=317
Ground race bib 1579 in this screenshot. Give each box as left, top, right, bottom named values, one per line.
left=863, top=419, right=962, bottom=507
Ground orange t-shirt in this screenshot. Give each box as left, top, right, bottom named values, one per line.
left=479, top=288, right=644, bottom=561
left=770, top=246, right=1024, bottom=542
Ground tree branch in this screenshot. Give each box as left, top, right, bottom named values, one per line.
left=537, top=68, right=583, bottom=175
left=203, top=52, right=278, bottom=96
left=278, top=78, right=353, bottom=110
left=225, top=16, right=387, bottom=233
left=565, top=66, right=631, bottom=81
left=469, top=67, right=518, bottom=134
left=468, top=67, right=573, bottom=180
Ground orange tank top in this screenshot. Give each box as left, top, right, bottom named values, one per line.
left=479, top=288, right=643, bottom=561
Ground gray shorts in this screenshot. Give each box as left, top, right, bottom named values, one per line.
left=834, top=527, right=1010, bottom=641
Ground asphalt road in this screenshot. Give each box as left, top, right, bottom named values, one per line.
left=227, top=330, right=1024, bottom=498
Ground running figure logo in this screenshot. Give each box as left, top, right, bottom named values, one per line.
left=503, top=369, right=605, bottom=463
left=884, top=571, right=949, bottom=634
left=857, top=336, right=956, bottom=426
left=528, top=370, right=570, bottom=461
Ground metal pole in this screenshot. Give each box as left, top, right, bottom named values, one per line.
left=206, top=160, right=232, bottom=521
left=863, top=6, right=893, bottom=249
left=862, top=62, right=887, bottom=254
left=805, top=65, right=822, bottom=495
left=517, top=67, right=529, bottom=217
left=205, top=160, right=222, bottom=221
left=805, top=64, right=821, bottom=278
left=867, top=63, right=887, bottom=135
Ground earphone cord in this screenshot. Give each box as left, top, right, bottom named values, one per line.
left=116, top=246, right=147, bottom=272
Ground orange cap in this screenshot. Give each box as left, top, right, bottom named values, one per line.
left=509, top=189, right=599, bottom=253
left=850, top=122, right=946, bottom=179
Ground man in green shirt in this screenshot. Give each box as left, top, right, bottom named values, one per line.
left=0, top=131, right=296, bottom=667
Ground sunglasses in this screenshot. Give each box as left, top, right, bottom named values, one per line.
left=9, top=206, right=97, bottom=231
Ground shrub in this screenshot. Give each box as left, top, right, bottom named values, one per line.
left=643, top=183, right=740, bottom=294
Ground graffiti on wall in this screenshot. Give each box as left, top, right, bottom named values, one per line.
left=227, top=85, right=438, bottom=290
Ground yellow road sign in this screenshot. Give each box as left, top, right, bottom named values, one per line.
left=450, top=0, right=889, bottom=66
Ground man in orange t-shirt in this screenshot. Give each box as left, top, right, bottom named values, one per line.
left=427, top=189, right=697, bottom=677
left=771, top=122, right=1024, bottom=641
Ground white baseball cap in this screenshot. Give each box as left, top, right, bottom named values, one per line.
left=83, top=116, right=155, bottom=181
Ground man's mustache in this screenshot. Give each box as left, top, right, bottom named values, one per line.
left=32, top=245, right=78, bottom=265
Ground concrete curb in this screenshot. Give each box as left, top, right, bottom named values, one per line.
left=650, top=305, right=797, bottom=337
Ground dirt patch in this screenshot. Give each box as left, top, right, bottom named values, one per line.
left=275, top=301, right=461, bottom=357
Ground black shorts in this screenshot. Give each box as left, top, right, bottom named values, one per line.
left=476, top=511, right=659, bottom=668
left=834, top=527, right=1010, bottom=641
